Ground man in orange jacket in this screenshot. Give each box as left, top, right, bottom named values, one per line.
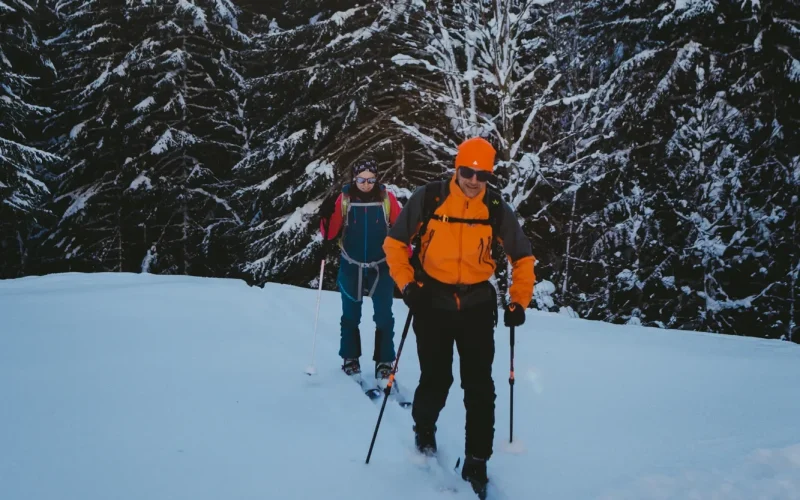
left=383, top=137, right=535, bottom=496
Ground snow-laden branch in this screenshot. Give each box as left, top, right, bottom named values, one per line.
left=510, top=73, right=561, bottom=159
left=0, top=136, right=62, bottom=163
left=644, top=41, right=703, bottom=114
left=390, top=117, right=458, bottom=156
left=188, top=188, right=242, bottom=225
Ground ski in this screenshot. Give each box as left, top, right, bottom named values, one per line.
left=350, top=371, right=412, bottom=406
left=406, top=430, right=503, bottom=498
left=410, top=450, right=461, bottom=494
left=346, top=366, right=412, bottom=408
left=387, top=379, right=412, bottom=408
left=348, top=372, right=382, bottom=400
left=481, top=480, right=507, bottom=499
left=454, top=457, right=487, bottom=500
left=436, top=450, right=507, bottom=499
left=456, top=464, right=507, bottom=499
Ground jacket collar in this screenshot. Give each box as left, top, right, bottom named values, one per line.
left=448, top=172, right=485, bottom=203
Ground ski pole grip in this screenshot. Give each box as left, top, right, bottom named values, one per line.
left=509, top=325, right=515, bottom=385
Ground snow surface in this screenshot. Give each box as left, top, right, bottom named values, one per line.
left=1, top=273, right=799, bottom=500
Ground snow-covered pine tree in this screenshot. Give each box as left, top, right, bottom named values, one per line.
left=560, top=0, right=677, bottom=326
left=38, top=0, right=133, bottom=273
left=652, top=0, right=799, bottom=338
left=121, top=0, right=248, bottom=276
left=386, top=0, right=587, bottom=303
left=42, top=0, right=248, bottom=276
left=661, top=74, right=769, bottom=335
left=0, top=0, right=59, bottom=278
left=389, top=0, right=568, bottom=202
left=236, top=1, right=404, bottom=287
left=577, top=0, right=799, bottom=336
left=714, top=0, right=800, bottom=340
left=523, top=0, right=633, bottom=316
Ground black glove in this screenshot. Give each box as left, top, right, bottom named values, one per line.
left=319, top=194, right=337, bottom=221
left=504, top=302, right=525, bottom=327
left=402, top=282, right=425, bottom=309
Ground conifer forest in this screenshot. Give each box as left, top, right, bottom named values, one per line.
left=1, top=0, right=798, bottom=342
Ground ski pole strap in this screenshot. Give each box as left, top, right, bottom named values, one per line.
left=340, top=249, right=386, bottom=302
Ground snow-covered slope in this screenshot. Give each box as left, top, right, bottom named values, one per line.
left=1, top=273, right=799, bottom=499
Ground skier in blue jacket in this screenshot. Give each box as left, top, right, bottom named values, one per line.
left=319, top=159, right=404, bottom=386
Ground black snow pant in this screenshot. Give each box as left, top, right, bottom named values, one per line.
left=411, top=298, right=497, bottom=459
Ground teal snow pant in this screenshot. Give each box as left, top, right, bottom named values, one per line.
left=337, top=259, right=396, bottom=363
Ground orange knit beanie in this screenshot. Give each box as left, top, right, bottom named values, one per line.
left=454, top=137, right=496, bottom=172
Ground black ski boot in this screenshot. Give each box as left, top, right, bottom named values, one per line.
left=342, top=358, right=360, bottom=375
left=375, top=362, right=392, bottom=388
left=413, top=424, right=437, bottom=456
left=461, top=455, right=488, bottom=499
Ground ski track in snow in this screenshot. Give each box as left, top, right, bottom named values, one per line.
left=1, top=272, right=799, bottom=500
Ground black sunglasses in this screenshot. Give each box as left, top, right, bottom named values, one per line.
left=355, top=177, right=377, bottom=184
left=458, top=166, right=493, bottom=182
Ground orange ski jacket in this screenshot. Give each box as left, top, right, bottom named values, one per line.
left=383, top=174, right=536, bottom=309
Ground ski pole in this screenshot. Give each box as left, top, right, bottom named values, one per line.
left=305, top=258, right=326, bottom=376
left=366, top=309, right=414, bottom=464
left=509, top=324, right=515, bottom=443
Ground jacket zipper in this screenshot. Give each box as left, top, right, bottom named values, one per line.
left=457, top=200, right=467, bottom=284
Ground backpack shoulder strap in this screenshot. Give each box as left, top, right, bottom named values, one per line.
left=411, top=180, right=448, bottom=256
left=338, top=185, right=352, bottom=243
left=483, top=187, right=504, bottom=238
left=421, top=180, right=447, bottom=231
left=380, top=186, right=391, bottom=227
left=340, top=184, right=351, bottom=217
